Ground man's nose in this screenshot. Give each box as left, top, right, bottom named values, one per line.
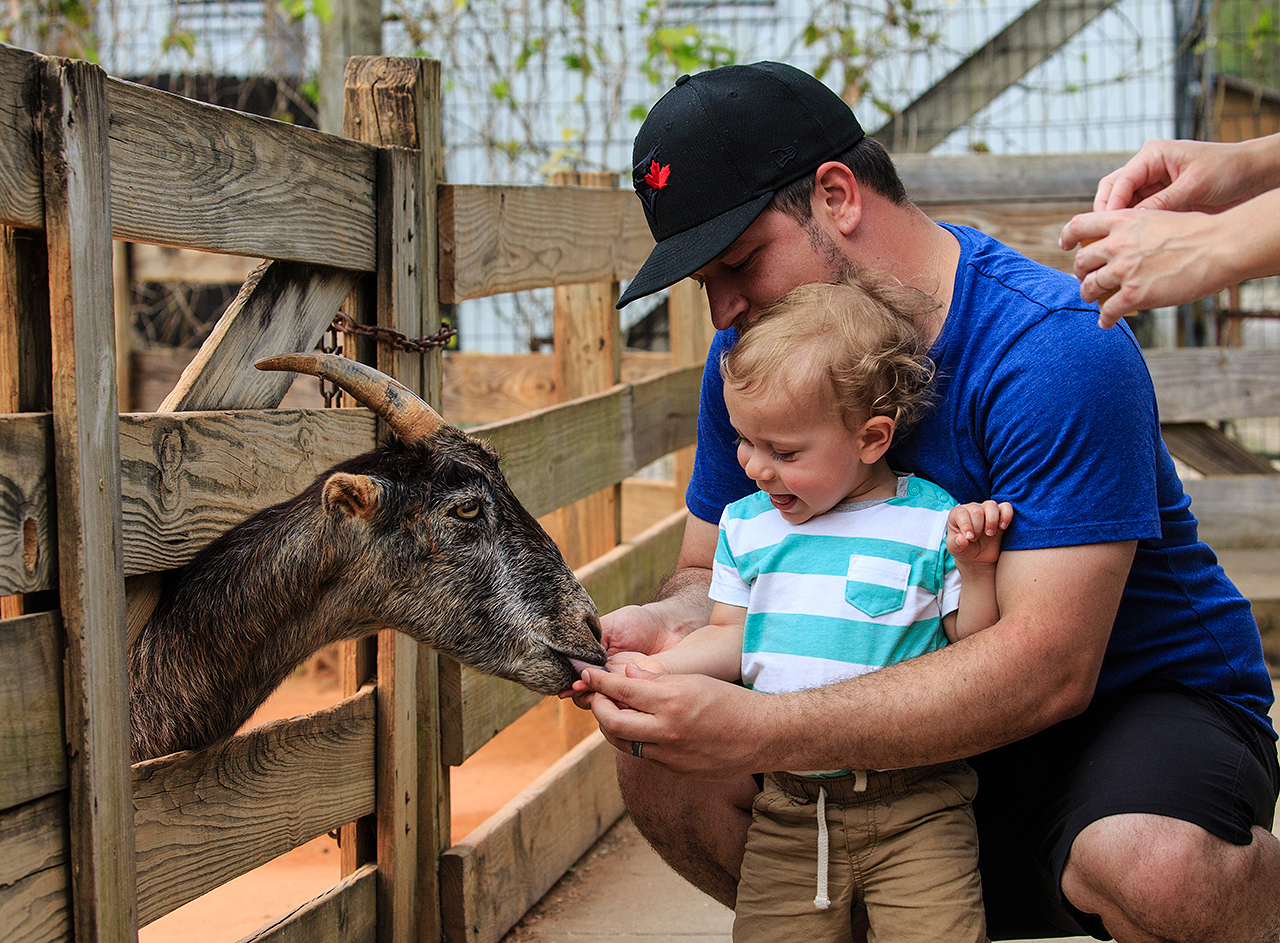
left=704, top=280, right=748, bottom=332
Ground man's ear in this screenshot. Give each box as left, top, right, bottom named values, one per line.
left=812, top=161, right=862, bottom=236
left=322, top=472, right=382, bottom=521
left=858, top=415, right=896, bottom=464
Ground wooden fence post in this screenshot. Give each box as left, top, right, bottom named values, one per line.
left=41, top=56, right=138, bottom=943
left=342, top=55, right=447, bottom=943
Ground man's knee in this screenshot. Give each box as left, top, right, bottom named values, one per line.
left=615, top=754, right=757, bottom=909
left=1063, top=814, right=1280, bottom=940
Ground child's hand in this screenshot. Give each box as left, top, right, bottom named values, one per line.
left=947, top=500, right=1014, bottom=565
left=567, top=651, right=669, bottom=697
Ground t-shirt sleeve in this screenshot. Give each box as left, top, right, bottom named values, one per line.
left=975, top=316, right=1163, bottom=550
left=709, top=512, right=751, bottom=609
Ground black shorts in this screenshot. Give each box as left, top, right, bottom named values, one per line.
left=969, top=678, right=1279, bottom=940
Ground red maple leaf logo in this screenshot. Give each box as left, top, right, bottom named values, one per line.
left=644, top=160, right=671, bottom=190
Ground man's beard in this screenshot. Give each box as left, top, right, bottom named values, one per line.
left=803, top=217, right=860, bottom=284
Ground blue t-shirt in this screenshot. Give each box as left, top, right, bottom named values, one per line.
left=688, top=222, right=1275, bottom=737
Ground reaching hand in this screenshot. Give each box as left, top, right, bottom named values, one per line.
left=1091, top=138, right=1261, bottom=214
left=947, top=500, right=1013, bottom=567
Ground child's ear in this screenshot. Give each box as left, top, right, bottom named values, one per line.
left=858, top=415, right=896, bottom=464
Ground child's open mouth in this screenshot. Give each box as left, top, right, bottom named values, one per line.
left=769, top=493, right=798, bottom=512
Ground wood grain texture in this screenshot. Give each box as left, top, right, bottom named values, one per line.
left=160, top=259, right=360, bottom=412
left=0, top=45, right=41, bottom=230
left=132, top=686, right=377, bottom=927
left=923, top=200, right=1088, bottom=272
left=1161, top=423, right=1279, bottom=476
left=0, top=613, right=66, bottom=811
left=41, top=57, right=137, bottom=943
left=238, top=863, right=377, bottom=943
left=438, top=184, right=651, bottom=303
left=118, top=407, right=376, bottom=577
left=0, top=413, right=55, bottom=595
left=0, top=793, right=72, bottom=943
left=1186, top=476, right=1280, bottom=549
left=896, top=152, right=1134, bottom=203
left=106, top=77, right=376, bottom=270
left=439, top=732, right=625, bottom=943
left=0, top=794, right=72, bottom=943
left=1146, top=348, right=1280, bottom=422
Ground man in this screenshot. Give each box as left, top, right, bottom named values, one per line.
left=578, top=61, right=1280, bottom=942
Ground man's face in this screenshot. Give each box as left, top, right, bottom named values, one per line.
left=691, top=207, right=856, bottom=332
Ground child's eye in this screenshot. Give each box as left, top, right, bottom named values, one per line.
left=772, top=450, right=797, bottom=462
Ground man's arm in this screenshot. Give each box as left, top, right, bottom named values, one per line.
left=586, top=540, right=1136, bottom=778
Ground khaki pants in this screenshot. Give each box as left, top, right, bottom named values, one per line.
left=734, top=760, right=987, bottom=943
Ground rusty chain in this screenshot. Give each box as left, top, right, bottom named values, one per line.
left=317, top=311, right=457, bottom=408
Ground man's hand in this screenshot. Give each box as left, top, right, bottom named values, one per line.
left=582, top=663, right=773, bottom=779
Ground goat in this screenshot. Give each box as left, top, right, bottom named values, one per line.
left=128, top=352, right=606, bottom=761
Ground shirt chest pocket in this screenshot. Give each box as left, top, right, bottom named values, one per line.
left=845, top=556, right=911, bottom=618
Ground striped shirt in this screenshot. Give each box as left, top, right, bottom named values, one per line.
left=711, top=475, right=962, bottom=697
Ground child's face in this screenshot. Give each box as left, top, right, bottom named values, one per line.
left=725, top=381, right=891, bottom=525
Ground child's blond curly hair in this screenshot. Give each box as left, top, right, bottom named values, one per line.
left=720, top=271, right=938, bottom=433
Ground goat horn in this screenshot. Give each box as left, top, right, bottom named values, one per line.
left=255, top=352, right=447, bottom=442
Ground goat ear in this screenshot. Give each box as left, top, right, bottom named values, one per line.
left=323, top=473, right=382, bottom=521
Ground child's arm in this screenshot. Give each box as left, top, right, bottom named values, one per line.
left=570, top=602, right=747, bottom=697
left=616, top=601, right=747, bottom=680
left=944, top=500, right=1014, bottom=642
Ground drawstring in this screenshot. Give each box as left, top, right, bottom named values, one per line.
left=814, top=786, right=830, bottom=910
left=814, top=772, right=866, bottom=910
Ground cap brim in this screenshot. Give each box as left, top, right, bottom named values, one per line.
left=616, top=192, right=774, bottom=308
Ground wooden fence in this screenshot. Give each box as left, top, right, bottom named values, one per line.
left=3, top=41, right=1279, bottom=943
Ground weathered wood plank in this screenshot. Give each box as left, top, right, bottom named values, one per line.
left=0, top=613, right=66, bottom=811
left=0, top=413, right=55, bottom=596
left=238, top=863, right=378, bottom=943
left=118, top=405, right=377, bottom=579
left=0, top=793, right=71, bottom=943
left=106, top=78, right=376, bottom=269
left=132, top=685, right=377, bottom=927
left=1146, top=348, right=1280, bottom=423
left=440, top=510, right=687, bottom=765
left=1162, top=423, right=1279, bottom=476
left=0, top=45, right=41, bottom=231
left=161, top=260, right=360, bottom=412
left=0, top=46, right=378, bottom=268
left=439, top=731, right=626, bottom=943
left=41, top=57, right=137, bottom=943
left=630, top=365, right=702, bottom=470
left=1186, top=476, right=1280, bottom=550
left=438, top=184, right=652, bottom=303
left=0, top=792, right=68, bottom=894
left=472, top=386, right=631, bottom=520
left=897, top=152, right=1134, bottom=204
left=0, top=844, right=71, bottom=943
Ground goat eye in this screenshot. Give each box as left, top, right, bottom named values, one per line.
left=454, top=501, right=481, bottom=520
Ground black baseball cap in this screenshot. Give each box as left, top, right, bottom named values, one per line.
left=617, top=61, right=865, bottom=308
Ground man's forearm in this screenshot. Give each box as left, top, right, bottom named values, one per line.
left=651, top=565, right=715, bottom=639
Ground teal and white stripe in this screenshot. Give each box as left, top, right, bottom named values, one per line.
left=711, top=476, right=961, bottom=696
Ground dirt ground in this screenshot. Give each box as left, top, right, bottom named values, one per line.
left=138, top=663, right=596, bottom=943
